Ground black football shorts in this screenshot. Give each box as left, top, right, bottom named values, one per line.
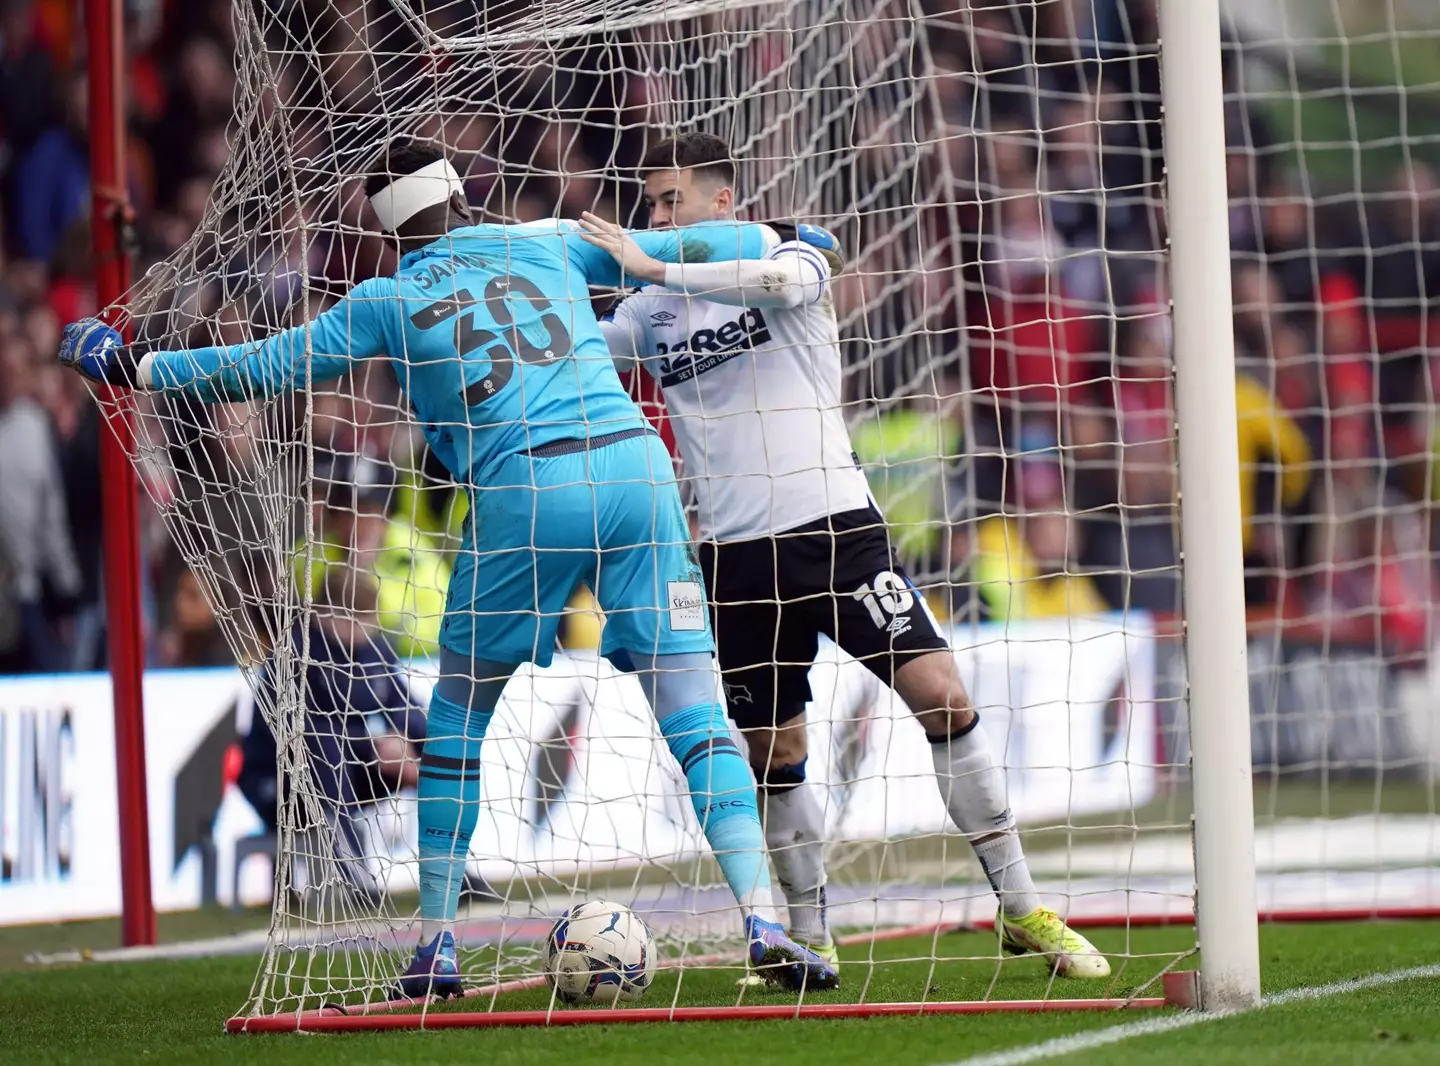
left=699, top=505, right=948, bottom=730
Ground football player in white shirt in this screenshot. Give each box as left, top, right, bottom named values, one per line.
left=579, top=133, right=1108, bottom=979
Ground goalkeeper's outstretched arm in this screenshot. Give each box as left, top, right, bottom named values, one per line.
left=59, top=277, right=395, bottom=403
left=588, top=215, right=840, bottom=369
left=562, top=213, right=783, bottom=290
left=577, top=214, right=836, bottom=311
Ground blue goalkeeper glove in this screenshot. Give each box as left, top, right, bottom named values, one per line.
left=776, top=220, right=845, bottom=275
left=58, top=318, right=139, bottom=387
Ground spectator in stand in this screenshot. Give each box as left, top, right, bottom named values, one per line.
left=960, top=5, right=1046, bottom=132
left=0, top=336, right=82, bottom=672
left=1366, top=162, right=1440, bottom=350
left=45, top=218, right=95, bottom=324
left=1309, top=353, right=1436, bottom=657
left=12, top=70, right=88, bottom=263
left=1318, top=272, right=1368, bottom=376
left=1228, top=262, right=1321, bottom=452
left=1090, top=0, right=1165, bottom=229
left=1230, top=265, right=1316, bottom=605
left=1082, top=267, right=1313, bottom=612
left=237, top=568, right=426, bottom=842
left=1267, top=322, right=1316, bottom=423
left=1311, top=479, right=1437, bottom=662
left=1043, top=95, right=1139, bottom=305
left=155, top=566, right=233, bottom=668
left=0, top=0, right=58, bottom=157
left=1231, top=261, right=1283, bottom=365
left=1245, top=176, right=1325, bottom=326
left=145, top=35, right=234, bottom=207
left=969, top=142, right=1096, bottom=514
left=34, top=356, right=104, bottom=669
left=1235, top=366, right=1313, bottom=606
left=1428, top=353, right=1440, bottom=542
left=851, top=374, right=965, bottom=585
left=30, top=0, right=78, bottom=70
left=1030, top=0, right=1099, bottom=100
left=1362, top=162, right=1440, bottom=493
left=22, top=297, right=58, bottom=357
left=296, top=448, right=451, bottom=660
left=971, top=432, right=1107, bottom=621
left=1087, top=305, right=1181, bottom=615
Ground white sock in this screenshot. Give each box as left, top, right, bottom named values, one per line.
left=930, top=718, right=1042, bottom=919
left=739, top=889, right=780, bottom=926
left=420, top=919, right=448, bottom=943
left=971, top=832, right=1042, bottom=920
left=760, top=781, right=830, bottom=944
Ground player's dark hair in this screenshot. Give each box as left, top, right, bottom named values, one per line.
left=640, top=132, right=735, bottom=186
left=363, top=138, right=446, bottom=199
left=363, top=136, right=471, bottom=243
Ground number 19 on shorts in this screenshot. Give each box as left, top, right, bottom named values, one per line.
left=852, top=571, right=915, bottom=637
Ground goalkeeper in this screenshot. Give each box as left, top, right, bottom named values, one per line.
left=58, top=139, right=838, bottom=998
left=588, top=132, right=1109, bottom=978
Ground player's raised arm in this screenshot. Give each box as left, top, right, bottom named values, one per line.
left=57, top=277, right=394, bottom=403
left=577, top=214, right=841, bottom=309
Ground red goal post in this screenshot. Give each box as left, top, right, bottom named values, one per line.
left=85, top=0, right=154, bottom=950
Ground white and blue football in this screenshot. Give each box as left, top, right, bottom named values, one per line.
left=544, top=900, right=655, bottom=1005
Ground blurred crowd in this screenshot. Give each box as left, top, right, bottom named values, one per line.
left=886, top=0, right=1439, bottom=666
left=0, top=0, right=1435, bottom=679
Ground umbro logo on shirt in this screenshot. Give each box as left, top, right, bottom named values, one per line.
left=650, top=310, right=677, bottom=325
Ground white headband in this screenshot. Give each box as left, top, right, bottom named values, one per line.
left=368, top=157, right=465, bottom=232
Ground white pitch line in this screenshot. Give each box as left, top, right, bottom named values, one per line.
left=945, top=964, right=1440, bottom=1066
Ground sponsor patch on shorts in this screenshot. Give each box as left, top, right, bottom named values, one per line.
left=667, top=581, right=706, bottom=631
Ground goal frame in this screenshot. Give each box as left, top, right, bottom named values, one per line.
left=86, top=0, right=1265, bottom=1020
left=86, top=0, right=155, bottom=950
left=1158, top=0, right=1261, bottom=1012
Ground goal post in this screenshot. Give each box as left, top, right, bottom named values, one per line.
left=1159, top=0, right=1261, bottom=1011
left=85, top=0, right=155, bottom=950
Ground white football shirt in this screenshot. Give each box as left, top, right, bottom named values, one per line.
left=606, top=238, right=872, bottom=541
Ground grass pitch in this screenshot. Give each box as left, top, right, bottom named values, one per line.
left=2, top=919, right=1439, bottom=1065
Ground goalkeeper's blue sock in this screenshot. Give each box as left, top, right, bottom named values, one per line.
left=656, top=699, right=775, bottom=921
left=415, top=656, right=511, bottom=942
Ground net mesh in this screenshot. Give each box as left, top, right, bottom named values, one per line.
left=83, top=0, right=1440, bottom=1020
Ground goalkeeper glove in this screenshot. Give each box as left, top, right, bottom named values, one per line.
left=773, top=221, right=845, bottom=276
left=58, top=318, right=139, bottom=387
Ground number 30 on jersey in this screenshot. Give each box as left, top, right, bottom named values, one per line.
left=409, top=273, right=573, bottom=404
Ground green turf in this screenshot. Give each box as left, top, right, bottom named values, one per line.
left=440, top=923, right=1190, bottom=1016
left=2, top=921, right=1438, bottom=1066
left=1116, top=981, right=1440, bottom=1066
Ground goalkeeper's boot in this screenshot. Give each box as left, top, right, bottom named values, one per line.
left=737, top=932, right=839, bottom=987
left=393, top=931, right=463, bottom=1000
left=999, top=907, right=1111, bottom=979
left=745, top=914, right=841, bottom=992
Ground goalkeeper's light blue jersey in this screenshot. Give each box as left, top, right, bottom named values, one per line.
left=146, top=218, right=774, bottom=482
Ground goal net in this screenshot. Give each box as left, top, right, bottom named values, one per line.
left=84, top=0, right=1438, bottom=1028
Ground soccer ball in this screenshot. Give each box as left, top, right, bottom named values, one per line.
left=544, top=900, right=655, bottom=1005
